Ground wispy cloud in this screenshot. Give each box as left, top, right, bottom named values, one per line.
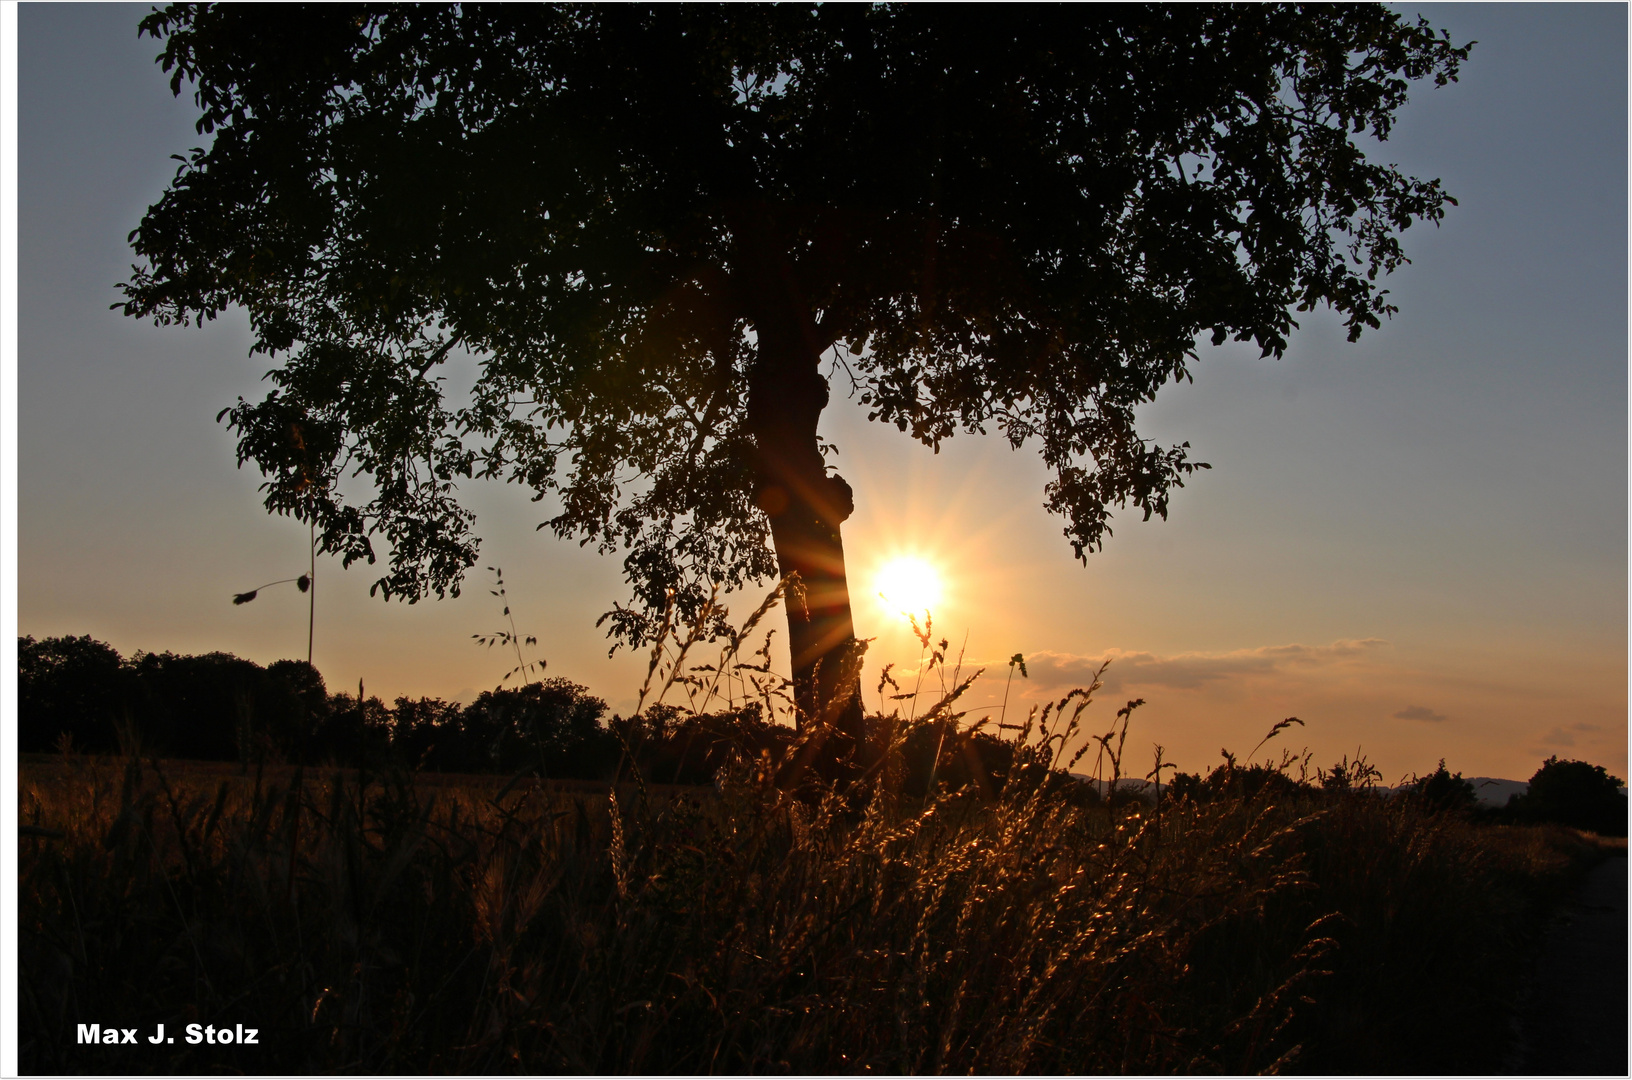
left=1394, top=704, right=1449, bottom=723
left=1541, top=722, right=1603, bottom=748
left=1024, top=638, right=1389, bottom=694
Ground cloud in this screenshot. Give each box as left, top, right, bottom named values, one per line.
left=1541, top=723, right=1602, bottom=748
left=1394, top=704, right=1449, bottom=723
left=1025, top=638, right=1389, bottom=694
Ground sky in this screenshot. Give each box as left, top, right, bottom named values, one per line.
left=13, top=3, right=1628, bottom=783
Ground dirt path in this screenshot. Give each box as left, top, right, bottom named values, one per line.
left=1514, top=853, right=1628, bottom=1075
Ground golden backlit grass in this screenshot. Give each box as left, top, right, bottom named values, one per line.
left=19, top=742, right=1599, bottom=1075
left=21, top=581, right=1604, bottom=1073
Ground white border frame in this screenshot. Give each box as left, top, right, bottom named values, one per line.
left=2, top=1, right=19, bottom=1075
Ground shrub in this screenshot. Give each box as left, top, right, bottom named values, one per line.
left=1512, top=756, right=1627, bottom=836
left=1162, top=753, right=1307, bottom=805
left=1406, top=759, right=1479, bottom=814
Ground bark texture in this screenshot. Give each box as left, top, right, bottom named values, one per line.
left=736, top=222, right=867, bottom=763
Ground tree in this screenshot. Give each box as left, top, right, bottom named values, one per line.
left=1406, top=758, right=1477, bottom=813
left=264, top=657, right=331, bottom=761
left=1514, top=756, right=1627, bottom=837
left=121, top=5, right=1469, bottom=756
left=126, top=649, right=273, bottom=761
left=461, top=679, right=615, bottom=776
left=19, top=635, right=130, bottom=753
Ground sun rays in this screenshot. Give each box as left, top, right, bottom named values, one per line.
left=872, top=555, right=943, bottom=620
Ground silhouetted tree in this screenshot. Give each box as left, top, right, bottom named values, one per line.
left=1317, top=753, right=1382, bottom=792
left=264, top=657, right=331, bottom=761
left=314, top=689, right=394, bottom=766
left=619, top=703, right=789, bottom=786
left=461, top=679, right=616, bottom=777
left=1513, top=756, right=1627, bottom=836
left=387, top=694, right=469, bottom=771
left=126, top=649, right=272, bottom=761
left=19, top=635, right=130, bottom=753
left=19, top=636, right=344, bottom=762
left=1406, top=758, right=1477, bottom=813
left=121, top=5, right=1470, bottom=757
left=897, top=721, right=1029, bottom=800
left=1164, top=755, right=1304, bottom=804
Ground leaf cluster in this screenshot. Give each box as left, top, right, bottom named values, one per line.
left=122, top=4, right=1470, bottom=629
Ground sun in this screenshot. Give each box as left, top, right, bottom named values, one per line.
left=872, top=555, right=943, bottom=619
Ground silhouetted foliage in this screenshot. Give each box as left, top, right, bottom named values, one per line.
left=121, top=5, right=1471, bottom=737
left=20, top=636, right=327, bottom=761
left=1163, top=753, right=1306, bottom=805
left=12, top=632, right=1081, bottom=796
left=462, top=679, right=617, bottom=777
left=1511, top=756, right=1628, bottom=836
left=41, top=634, right=1614, bottom=865
left=26, top=721, right=1587, bottom=1075
left=612, top=703, right=783, bottom=786
left=263, top=658, right=331, bottom=761
left=1405, top=758, right=1479, bottom=814
left=18, top=636, right=616, bottom=775
left=894, top=721, right=1038, bottom=800
left=18, top=635, right=130, bottom=754
left=385, top=694, right=469, bottom=771
left=314, top=689, right=395, bottom=767
left=125, top=650, right=284, bottom=762
left=1317, top=752, right=1384, bottom=792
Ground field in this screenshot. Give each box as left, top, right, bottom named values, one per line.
left=18, top=742, right=1608, bottom=1075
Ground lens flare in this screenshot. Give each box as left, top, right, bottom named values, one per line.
left=873, top=555, right=943, bottom=618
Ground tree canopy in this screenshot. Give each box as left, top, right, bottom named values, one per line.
left=122, top=4, right=1469, bottom=734
left=1516, top=756, right=1628, bottom=836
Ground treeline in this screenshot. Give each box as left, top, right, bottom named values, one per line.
left=20, top=634, right=638, bottom=778
left=17, top=635, right=1029, bottom=791
left=19, top=635, right=1627, bottom=833
left=1166, top=753, right=1627, bottom=837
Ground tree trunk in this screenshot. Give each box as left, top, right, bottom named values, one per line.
left=736, top=228, right=867, bottom=768
left=748, top=333, right=866, bottom=751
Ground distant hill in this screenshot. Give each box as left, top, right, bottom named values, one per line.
left=1465, top=777, right=1528, bottom=807
left=1070, top=776, right=1157, bottom=800
left=1070, top=773, right=1536, bottom=807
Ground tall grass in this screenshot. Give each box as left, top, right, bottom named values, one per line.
left=20, top=751, right=1597, bottom=1073
left=18, top=589, right=1603, bottom=1073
